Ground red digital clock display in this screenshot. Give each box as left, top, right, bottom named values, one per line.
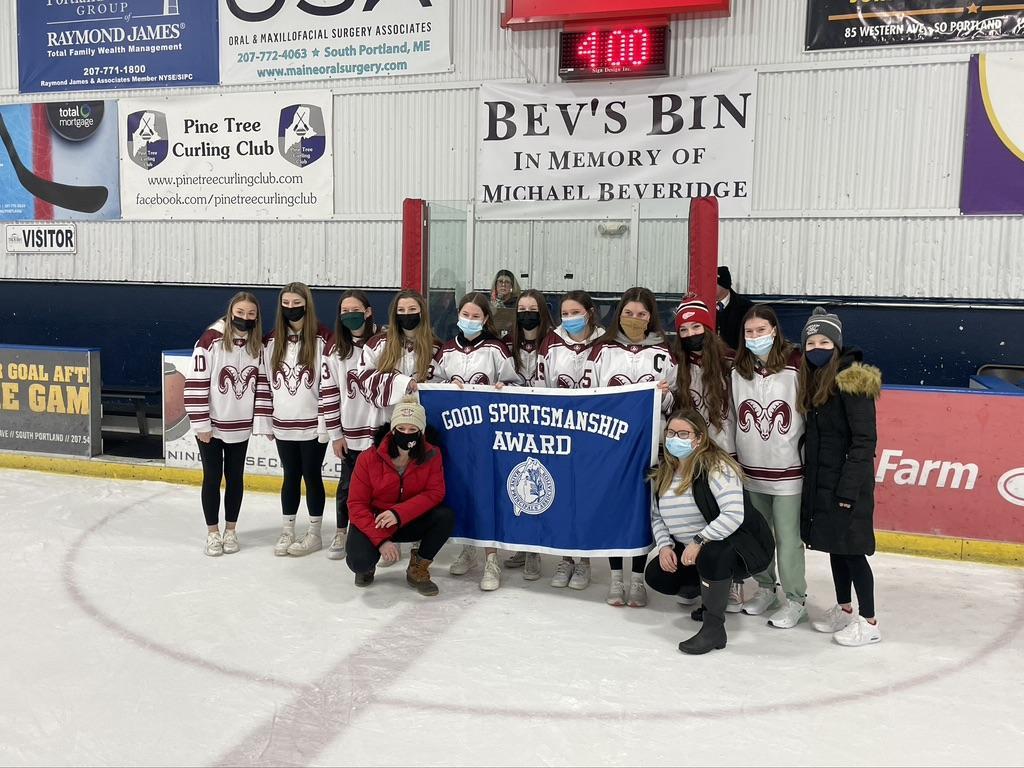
left=559, top=26, right=669, bottom=80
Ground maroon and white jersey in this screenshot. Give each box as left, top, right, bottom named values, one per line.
left=514, top=339, right=540, bottom=385
left=254, top=324, right=340, bottom=442
left=730, top=351, right=805, bottom=495
left=325, top=334, right=384, bottom=451
left=536, top=325, right=604, bottom=389
left=582, top=334, right=677, bottom=411
left=185, top=320, right=260, bottom=444
left=431, top=333, right=519, bottom=386
left=680, top=352, right=737, bottom=456
left=356, top=333, right=441, bottom=420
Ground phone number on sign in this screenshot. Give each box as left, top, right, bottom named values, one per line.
left=83, top=64, right=147, bottom=76
left=236, top=49, right=308, bottom=63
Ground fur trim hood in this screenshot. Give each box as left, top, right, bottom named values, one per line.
left=836, top=361, right=882, bottom=400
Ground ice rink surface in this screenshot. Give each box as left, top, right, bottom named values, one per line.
left=1, top=468, right=1022, bottom=768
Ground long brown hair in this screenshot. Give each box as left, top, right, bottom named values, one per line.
left=595, top=287, right=664, bottom=346
left=220, top=291, right=263, bottom=359
left=560, top=289, right=599, bottom=339
left=675, top=331, right=732, bottom=431
left=271, top=282, right=318, bottom=374
left=334, top=289, right=379, bottom=362
left=457, top=292, right=498, bottom=339
left=508, top=289, right=553, bottom=375
left=650, top=408, right=744, bottom=498
left=797, top=349, right=841, bottom=413
left=732, top=304, right=796, bottom=380
left=377, top=290, right=438, bottom=382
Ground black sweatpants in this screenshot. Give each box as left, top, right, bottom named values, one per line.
left=346, top=506, right=455, bottom=574
left=830, top=553, right=876, bottom=619
left=335, top=449, right=362, bottom=529
left=276, top=438, right=329, bottom=518
left=609, top=555, right=648, bottom=574
left=645, top=539, right=743, bottom=595
left=196, top=437, right=248, bottom=527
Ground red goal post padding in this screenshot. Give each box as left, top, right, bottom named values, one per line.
left=502, top=0, right=730, bottom=28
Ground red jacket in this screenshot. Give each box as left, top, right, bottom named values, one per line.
left=348, top=433, right=446, bottom=548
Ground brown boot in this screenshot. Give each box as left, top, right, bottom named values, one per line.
left=406, top=549, right=439, bottom=597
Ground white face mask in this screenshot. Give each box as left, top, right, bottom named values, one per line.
left=745, top=333, right=775, bottom=357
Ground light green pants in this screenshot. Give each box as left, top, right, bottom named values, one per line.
left=749, top=491, right=807, bottom=602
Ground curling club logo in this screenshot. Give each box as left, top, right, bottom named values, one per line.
left=278, top=104, right=326, bottom=168
left=507, top=457, right=556, bottom=517
left=127, top=110, right=169, bottom=170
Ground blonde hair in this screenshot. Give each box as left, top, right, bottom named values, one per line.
left=378, top=290, right=438, bottom=382
left=271, top=282, right=318, bottom=374
left=221, top=291, right=263, bottom=359
left=650, top=408, right=743, bottom=498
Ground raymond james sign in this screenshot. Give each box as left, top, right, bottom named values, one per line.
left=476, top=71, right=757, bottom=220
left=0, top=345, right=101, bottom=457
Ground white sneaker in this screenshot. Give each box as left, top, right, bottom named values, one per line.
left=834, top=615, right=881, bottom=647
left=504, top=551, right=526, bottom=568
left=813, top=604, right=855, bottom=633
left=205, top=531, right=223, bottom=557
left=568, top=561, right=591, bottom=590
left=449, top=544, right=478, bottom=575
left=523, top=553, right=542, bottom=581
left=627, top=578, right=648, bottom=608
left=287, top=530, right=323, bottom=556
left=768, top=599, right=808, bottom=629
left=742, top=586, right=780, bottom=615
left=726, top=581, right=744, bottom=613
left=550, top=559, right=574, bottom=588
left=274, top=530, right=295, bottom=557
left=221, top=529, right=239, bottom=555
left=480, top=554, right=501, bottom=591
left=606, top=576, right=626, bottom=606
left=326, top=531, right=347, bottom=560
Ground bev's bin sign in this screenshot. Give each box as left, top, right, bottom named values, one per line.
left=0, top=345, right=101, bottom=457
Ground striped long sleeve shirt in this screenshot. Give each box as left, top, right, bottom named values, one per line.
left=650, top=466, right=745, bottom=550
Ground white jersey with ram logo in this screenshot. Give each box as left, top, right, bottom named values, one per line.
left=514, top=339, right=540, bottom=386
left=356, top=333, right=442, bottom=421
left=431, top=332, right=520, bottom=386
left=681, top=353, right=737, bottom=456
left=325, top=332, right=384, bottom=451
left=582, top=333, right=677, bottom=415
left=185, top=319, right=261, bottom=443
left=536, top=325, right=604, bottom=389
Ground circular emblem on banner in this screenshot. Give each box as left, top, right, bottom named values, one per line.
left=507, top=457, right=555, bottom=517
left=997, top=467, right=1024, bottom=508
left=46, top=101, right=104, bottom=142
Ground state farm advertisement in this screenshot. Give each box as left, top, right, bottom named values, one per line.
left=874, top=388, right=1024, bottom=543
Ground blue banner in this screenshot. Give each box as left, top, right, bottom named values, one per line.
left=17, top=0, right=219, bottom=94
left=419, top=384, right=660, bottom=556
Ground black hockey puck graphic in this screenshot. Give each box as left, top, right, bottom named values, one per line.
left=46, top=101, right=104, bottom=142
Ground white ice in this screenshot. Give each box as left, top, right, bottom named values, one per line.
left=1, top=467, right=1022, bottom=767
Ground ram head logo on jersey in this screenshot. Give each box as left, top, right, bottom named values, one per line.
left=737, top=399, right=792, bottom=441
left=278, top=104, right=326, bottom=168
left=218, top=366, right=259, bottom=400
left=608, top=373, right=656, bottom=387
left=274, top=363, right=315, bottom=396
left=449, top=373, right=491, bottom=386
left=127, top=110, right=168, bottom=169
left=507, top=457, right=556, bottom=517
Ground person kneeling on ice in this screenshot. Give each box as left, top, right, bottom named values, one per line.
left=346, top=397, right=454, bottom=595
left=645, top=408, right=775, bottom=655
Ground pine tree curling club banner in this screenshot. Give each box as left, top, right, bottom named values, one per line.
left=476, top=71, right=756, bottom=220
left=806, top=0, right=1024, bottom=50
left=118, top=90, right=334, bottom=220
left=220, top=0, right=452, bottom=86
left=419, top=383, right=660, bottom=556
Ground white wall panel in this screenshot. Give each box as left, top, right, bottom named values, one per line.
left=324, top=220, right=401, bottom=288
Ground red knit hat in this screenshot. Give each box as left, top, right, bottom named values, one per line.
left=674, top=299, right=715, bottom=332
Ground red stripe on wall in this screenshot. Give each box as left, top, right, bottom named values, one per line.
left=31, top=104, right=54, bottom=220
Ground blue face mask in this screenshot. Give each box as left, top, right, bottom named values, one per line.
left=458, top=318, right=483, bottom=338
left=562, top=316, right=587, bottom=335
left=745, top=334, right=775, bottom=357
left=665, top=437, right=695, bottom=459
left=806, top=348, right=835, bottom=369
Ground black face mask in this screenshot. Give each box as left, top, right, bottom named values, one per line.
left=397, top=313, right=421, bottom=331
left=393, top=430, right=420, bottom=451
left=231, top=317, right=257, bottom=333
left=282, top=306, right=306, bottom=323
left=517, top=311, right=540, bottom=331
left=681, top=334, right=706, bottom=353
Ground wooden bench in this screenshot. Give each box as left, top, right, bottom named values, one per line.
left=101, top=386, right=161, bottom=436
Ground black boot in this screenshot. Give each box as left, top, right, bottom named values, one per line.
left=678, top=578, right=730, bottom=655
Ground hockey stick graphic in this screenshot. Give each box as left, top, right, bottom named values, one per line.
left=0, top=113, right=108, bottom=214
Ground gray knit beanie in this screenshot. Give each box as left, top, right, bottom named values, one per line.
left=802, top=307, right=843, bottom=348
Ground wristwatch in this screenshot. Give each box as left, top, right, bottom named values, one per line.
left=692, top=533, right=706, bottom=546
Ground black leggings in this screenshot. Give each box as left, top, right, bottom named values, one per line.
left=830, top=553, right=876, bottom=619
left=196, top=437, right=248, bottom=527
left=276, top=438, right=328, bottom=518
left=346, top=506, right=456, bottom=574
left=335, top=449, right=362, bottom=529
left=644, top=539, right=743, bottom=595
left=609, top=555, right=648, bottom=574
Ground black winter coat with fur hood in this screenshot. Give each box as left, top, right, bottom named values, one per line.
left=800, top=350, right=882, bottom=556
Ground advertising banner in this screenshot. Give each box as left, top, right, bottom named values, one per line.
left=875, top=388, right=1024, bottom=543
left=119, top=90, right=334, bottom=220
left=0, top=345, right=101, bottom=457
left=476, top=71, right=757, bottom=220
left=17, top=0, right=219, bottom=94
left=162, top=351, right=343, bottom=478
left=0, top=101, right=121, bottom=221
left=806, top=0, right=1024, bottom=50
left=419, top=383, right=659, bottom=556
left=219, top=0, right=452, bottom=86
left=961, top=53, right=1024, bottom=215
